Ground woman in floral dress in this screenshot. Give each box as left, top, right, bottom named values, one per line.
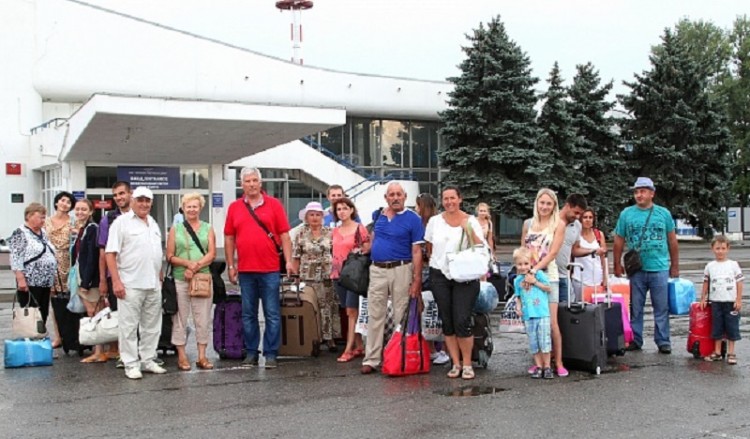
left=45, top=191, right=76, bottom=348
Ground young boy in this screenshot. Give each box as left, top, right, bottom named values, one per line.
left=701, top=235, right=744, bottom=365
left=513, top=247, right=554, bottom=379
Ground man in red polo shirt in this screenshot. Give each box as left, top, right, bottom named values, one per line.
left=224, top=167, right=292, bottom=369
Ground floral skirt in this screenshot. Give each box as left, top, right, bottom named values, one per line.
left=307, top=280, right=341, bottom=341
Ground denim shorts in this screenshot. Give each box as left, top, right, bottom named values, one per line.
left=711, top=301, right=741, bottom=341
left=334, top=280, right=361, bottom=309
left=548, top=281, right=560, bottom=304
left=526, top=316, right=552, bottom=354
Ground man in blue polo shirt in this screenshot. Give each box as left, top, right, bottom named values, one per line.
left=361, top=182, right=424, bottom=374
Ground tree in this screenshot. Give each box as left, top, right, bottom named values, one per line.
left=439, top=15, right=545, bottom=219
left=619, top=29, right=733, bottom=234
left=536, top=62, right=582, bottom=196
left=666, top=19, right=733, bottom=89
left=567, top=62, right=628, bottom=233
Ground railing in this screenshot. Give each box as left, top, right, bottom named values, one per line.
left=348, top=171, right=414, bottom=200
left=30, top=118, right=68, bottom=135
left=302, top=136, right=375, bottom=178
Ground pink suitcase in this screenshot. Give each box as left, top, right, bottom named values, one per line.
left=592, top=293, right=634, bottom=346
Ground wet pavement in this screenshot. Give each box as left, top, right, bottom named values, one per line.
left=1, top=245, right=750, bottom=438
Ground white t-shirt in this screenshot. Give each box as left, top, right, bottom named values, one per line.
left=572, top=234, right=603, bottom=285
left=424, top=214, right=485, bottom=276
left=703, top=259, right=744, bottom=302
left=105, top=210, right=163, bottom=290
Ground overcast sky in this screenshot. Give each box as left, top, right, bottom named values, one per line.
left=95, top=0, right=747, bottom=98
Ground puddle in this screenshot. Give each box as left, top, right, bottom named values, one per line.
left=436, top=386, right=508, bottom=397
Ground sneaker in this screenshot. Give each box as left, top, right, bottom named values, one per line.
left=125, top=366, right=142, bottom=380
left=153, top=357, right=165, bottom=367
left=430, top=351, right=440, bottom=361
left=432, top=351, right=450, bottom=365
left=115, top=357, right=124, bottom=369
left=556, top=366, right=569, bottom=377
left=528, top=365, right=539, bottom=375
left=530, top=368, right=543, bottom=379
left=141, top=361, right=167, bottom=374
left=543, top=368, right=554, bottom=379
left=625, top=343, right=642, bottom=352
left=241, top=356, right=259, bottom=367
left=658, top=345, right=672, bottom=354
left=264, top=358, right=278, bottom=369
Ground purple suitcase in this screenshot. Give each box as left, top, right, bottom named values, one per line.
left=213, top=295, right=246, bottom=360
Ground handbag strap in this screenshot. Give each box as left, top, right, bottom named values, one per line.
left=245, top=203, right=282, bottom=252
left=634, top=207, right=654, bottom=251
left=183, top=221, right=207, bottom=256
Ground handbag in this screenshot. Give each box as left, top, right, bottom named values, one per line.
left=497, top=296, right=526, bottom=333
left=162, top=263, right=178, bottom=315
left=339, top=225, right=370, bottom=296
left=79, top=302, right=119, bottom=345
left=382, top=298, right=431, bottom=376
left=446, top=223, right=491, bottom=282
left=11, top=291, right=47, bottom=339
left=623, top=207, right=654, bottom=277
left=4, top=337, right=54, bottom=368
left=244, top=204, right=286, bottom=274
left=189, top=273, right=213, bottom=298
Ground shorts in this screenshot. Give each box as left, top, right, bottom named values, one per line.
left=547, top=281, right=560, bottom=304
left=526, top=316, right=552, bottom=354
left=334, top=280, right=360, bottom=309
left=711, top=301, right=741, bottom=341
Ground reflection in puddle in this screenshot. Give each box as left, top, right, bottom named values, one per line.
left=436, top=386, right=508, bottom=397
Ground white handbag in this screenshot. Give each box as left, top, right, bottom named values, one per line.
left=11, top=293, right=47, bottom=340
left=446, top=223, right=491, bottom=282
left=79, top=306, right=119, bottom=345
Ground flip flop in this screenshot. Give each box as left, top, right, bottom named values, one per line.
left=80, top=354, right=108, bottom=363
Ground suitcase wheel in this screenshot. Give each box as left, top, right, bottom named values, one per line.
left=312, top=342, right=321, bottom=357
left=241, top=349, right=247, bottom=360
left=218, top=349, right=227, bottom=360
left=595, top=366, right=601, bottom=375
left=478, top=350, right=489, bottom=369
left=691, top=341, right=701, bottom=359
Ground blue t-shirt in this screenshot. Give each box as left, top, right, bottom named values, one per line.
left=323, top=210, right=361, bottom=228
left=614, top=204, right=675, bottom=272
left=514, top=270, right=550, bottom=321
left=370, top=209, right=425, bottom=262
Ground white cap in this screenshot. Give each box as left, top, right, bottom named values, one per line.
left=132, top=186, right=154, bottom=200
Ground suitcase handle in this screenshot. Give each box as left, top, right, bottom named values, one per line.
left=566, top=263, right=584, bottom=309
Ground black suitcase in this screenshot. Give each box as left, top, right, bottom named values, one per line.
left=50, top=294, right=89, bottom=356
left=584, top=257, right=626, bottom=357
left=157, top=313, right=176, bottom=356
left=471, top=312, right=493, bottom=369
left=559, top=263, right=607, bottom=374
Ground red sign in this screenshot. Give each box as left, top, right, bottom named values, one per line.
left=94, top=200, right=113, bottom=210
left=6, top=163, right=21, bottom=175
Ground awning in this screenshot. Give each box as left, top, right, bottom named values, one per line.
left=60, top=94, right=346, bottom=165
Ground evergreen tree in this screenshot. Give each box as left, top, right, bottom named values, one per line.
left=536, top=62, right=581, bottom=196
left=619, top=29, right=733, bottom=234
left=567, top=62, right=628, bottom=232
left=439, top=16, right=545, bottom=219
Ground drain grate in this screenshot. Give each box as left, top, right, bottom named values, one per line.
left=436, top=386, right=508, bottom=397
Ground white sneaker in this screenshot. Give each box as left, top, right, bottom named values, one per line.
left=430, top=351, right=439, bottom=361
left=141, top=361, right=167, bottom=374
left=125, top=366, right=143, bottom=380
left=433, top=351, right=450, bottom=365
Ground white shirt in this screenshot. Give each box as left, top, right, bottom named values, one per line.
left=105, top=210, right=163, bottom=290
left=704, top=259, right=744, bottom=302
left=572, top=234, right=603, bottom=285
left=425, top=214, right=485, bottom=276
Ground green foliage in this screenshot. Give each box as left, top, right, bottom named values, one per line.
left=439, top=15, right=543, bottom=219
left=567, top=63, right=628, bottom=233
left=619, top=29, right=733, bottom=233
left=665, top=19, right=733, bottom=89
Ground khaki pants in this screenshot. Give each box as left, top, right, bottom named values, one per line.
left=118, top=287, right=162, bottom=368
left=172, top=279, right=213, bottom=346
left=362, top=263, right=413, bottom=368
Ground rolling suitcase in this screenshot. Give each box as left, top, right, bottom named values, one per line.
left=213, top=291, right=246, bottom=360
left=279, top=278, right=321, bottom=357
left=588, top=258, right=625, bottom=356
left=50, top=293, right=88, bottom=356
left=471, top=312, right=493, bottom=369
left=559, top=263, right=608, bottom=374
left=687, top=302, right=727, bottom=359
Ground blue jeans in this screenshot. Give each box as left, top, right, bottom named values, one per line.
left=630, top=270, right=670, bottom=348
left=558, top=277, right=569, bottom=304
left=239, top=272, right=281, bottom=359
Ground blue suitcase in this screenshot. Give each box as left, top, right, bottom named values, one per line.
left=4, top=337, right=54, bottom=368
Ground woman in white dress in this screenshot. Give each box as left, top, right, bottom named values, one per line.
left=571, top=208, right=607, bottom=301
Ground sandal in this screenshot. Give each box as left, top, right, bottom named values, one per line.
left=337, top=351, right=355, bottom=363
left=196, top=358, right=214, bottom=370
left=704, top=352, right=722, bottom=362
left=727, top=354, right=737, bottom=365
left=80, top=353, right=108, bottom=363
left=447, top=365, right=461, bottom=379
left=177, top=358, right=192, bottom=371
left=352, top=348, right=365, bottom=358
left=461, top=366, right=475, bottom=380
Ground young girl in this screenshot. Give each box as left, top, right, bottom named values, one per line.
left=513, top=247, right=553, bottom=379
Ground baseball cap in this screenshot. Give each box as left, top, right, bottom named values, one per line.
left=132, top=186, right=154, bottom=199
left=631, top=177, right=655, bottom=191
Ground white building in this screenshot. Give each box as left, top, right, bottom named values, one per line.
left=1, top=0, right=450, bottom=244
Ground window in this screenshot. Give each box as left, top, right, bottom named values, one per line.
left=41, top=167, right=63, bottom=214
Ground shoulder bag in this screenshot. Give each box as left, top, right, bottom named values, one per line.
left=79, top=300, right=119, bottom=345
left=162, top=262, right=178, bottom=315
left=245, top=203, right=286, bottom=274
left=623, top=207, right=654, bottom=277
left=182, top=223, right=213, bottom=298
left=339, top=225, right=371, bottom=296
left=12, top=241, right=49, bottom=339
left=446, top=221, right=491, bottom=282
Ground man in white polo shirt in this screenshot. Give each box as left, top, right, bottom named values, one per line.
left=105, top=186, right=167, bottom=379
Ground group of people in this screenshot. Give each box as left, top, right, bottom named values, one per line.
left=10, top=171, right=740, bottom=379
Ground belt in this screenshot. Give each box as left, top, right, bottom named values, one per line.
left=372, top=260, right=411, bottom=269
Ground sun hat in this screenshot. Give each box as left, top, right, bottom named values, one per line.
left=298, top=201, right=325, bottom=222
left=631, top=177, right=655, bottom=191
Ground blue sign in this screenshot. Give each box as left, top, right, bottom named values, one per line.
left=72, top=191, right=86, bottom=200
left=117, top=166, right=180, bottom=190
left=728, top=211, right=737, bottom=218
left=212, top=193, right=223, bottom=208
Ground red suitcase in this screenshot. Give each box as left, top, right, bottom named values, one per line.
left=687, top=302, right=726, bottom=359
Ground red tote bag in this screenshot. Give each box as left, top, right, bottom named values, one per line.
left=382, top=298, right=431, bottom=377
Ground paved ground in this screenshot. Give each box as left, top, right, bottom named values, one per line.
left=1, top=242, right=750, bottom=438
